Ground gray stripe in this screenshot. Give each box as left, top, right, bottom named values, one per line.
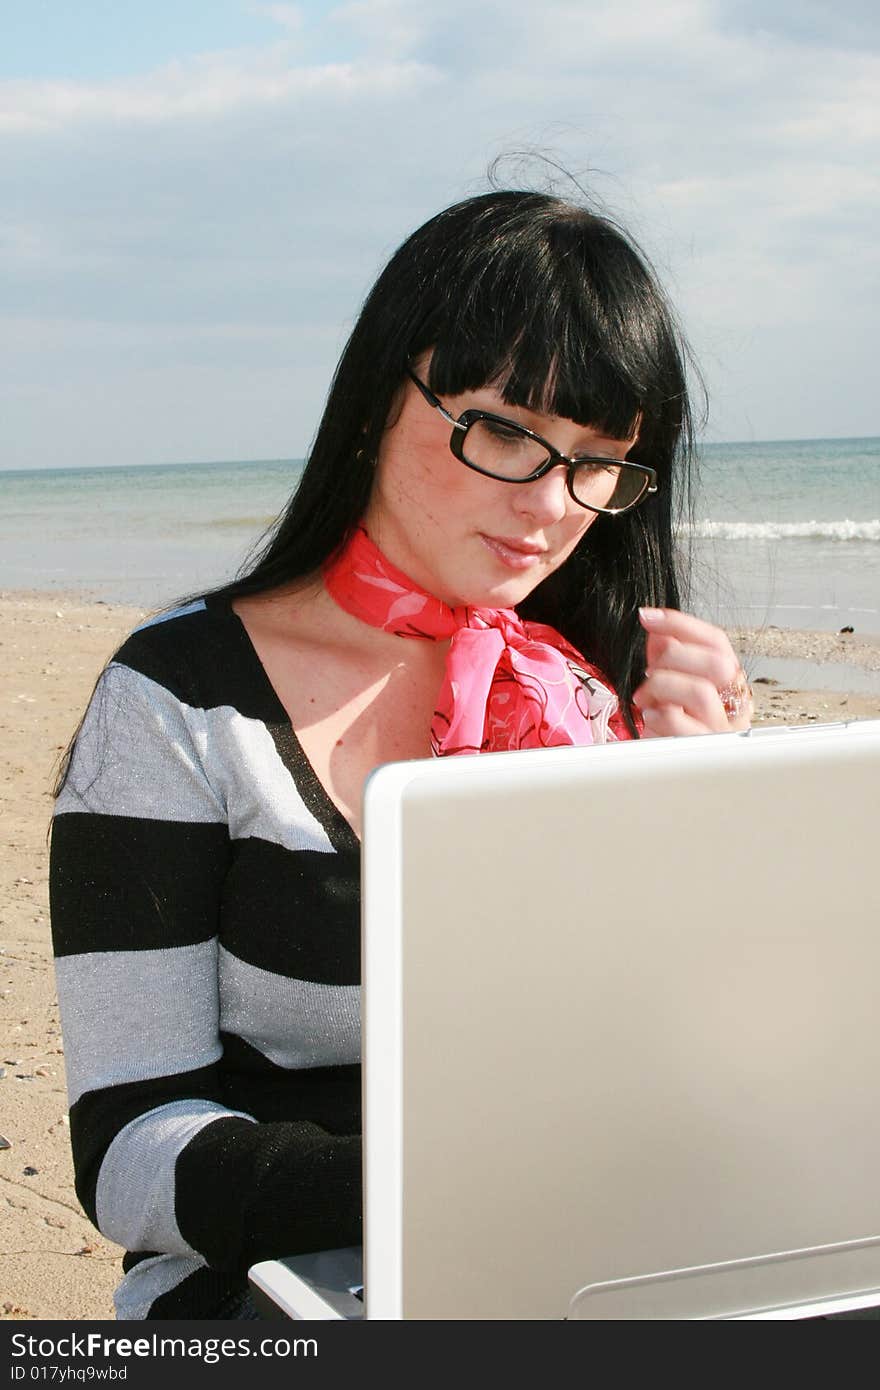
left=219, top=946, right=361, bottom=1069
left=96, top=1099, right=255, bottom=1258
left=55, top=663, right=226, bottom=823
left=197, top=704, right=334, bottom=853
left=55, top=941, right=221, bottom=1106
left=55, top=664, right=335, bottom=855
left=114, top=1252, right=207, bottom=1321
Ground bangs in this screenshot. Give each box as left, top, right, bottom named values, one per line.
left=419, top=207, right=684, bottom=448
left=429, top=334, right=645, bottom=444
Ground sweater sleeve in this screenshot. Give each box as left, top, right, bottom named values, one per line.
left=50, top=646, right=362, bottom=1276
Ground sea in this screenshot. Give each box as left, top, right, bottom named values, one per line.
left=2, top=436, right=878, bottom=661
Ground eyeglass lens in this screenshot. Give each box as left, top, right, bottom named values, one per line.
left=461, top=418, right=647, bottom=511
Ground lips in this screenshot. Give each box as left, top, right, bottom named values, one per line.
left=480, top=533, right=548, bottom=570
left=487, top=535, right=546, bottom=555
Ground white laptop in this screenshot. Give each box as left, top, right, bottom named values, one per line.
left=250, top=719, right=880, bottom=1320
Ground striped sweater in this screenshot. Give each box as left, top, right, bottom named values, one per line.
left=49, top=598, right=363, bottom=1319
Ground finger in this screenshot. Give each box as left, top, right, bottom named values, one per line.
left=644, top=635, right=737, bottom=689
left=639, top=606, right=737, bottom=656
left=634, top=669, right=753, bottom=733
left=633, top=669, right=727, bottom=730
left=641, top=705, right=710, bottom=739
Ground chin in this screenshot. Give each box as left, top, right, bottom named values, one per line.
left=433, top=545, right=557, bottom=609
left=462, top=574, right=548, bottom=610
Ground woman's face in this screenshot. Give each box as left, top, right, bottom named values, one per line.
left=361, top=364, right=639, bottom=609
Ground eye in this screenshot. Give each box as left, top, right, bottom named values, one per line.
left=572, top=456, right=621, bottom=476
left=483, top=418, right=528, bottom=443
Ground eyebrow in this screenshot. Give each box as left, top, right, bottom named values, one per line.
left=484, top=391, right=636, bottom=444
left=496, top=405, right=635, bottom=456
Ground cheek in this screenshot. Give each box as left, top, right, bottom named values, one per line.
left=559, top=510, right=597, bottom=555
left=370, top=447, right=463, bottom=548
left=375, top=444, right=431, bottom=511
left=399, top=452, right=476, bottom=526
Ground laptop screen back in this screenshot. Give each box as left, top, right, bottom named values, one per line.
left=362, top=722, right=880, bottom=1319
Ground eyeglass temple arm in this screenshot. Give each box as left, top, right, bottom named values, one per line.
left=406, top=367, right=466, bottom=432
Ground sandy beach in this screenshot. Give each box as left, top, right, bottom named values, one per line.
left=2, top=590, right=879, bottom=1321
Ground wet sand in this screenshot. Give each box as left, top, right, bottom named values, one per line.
left=1, top=591, right=879, bottom=1320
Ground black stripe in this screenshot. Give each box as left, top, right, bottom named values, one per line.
left=114, top=602, right=288, bottom=722
left=266, top=722, right=360, bottom=854
left=175, top=1116, right=362, bottom=1275
left=218, top=1036, right=361, bottom=1127
left=50, top=815, right=231, bottom=957
left=220, top=836, right=360, bottom=984
left=121, top=1249, right=160, bottom=1273
left=69, top=1065, right=225, bottom=1223
left=145, top=1264, right=244, bottom=1320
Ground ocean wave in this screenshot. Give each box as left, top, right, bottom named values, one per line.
left=686, top=520, right=880, bottom=542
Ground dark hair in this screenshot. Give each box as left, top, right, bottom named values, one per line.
left=205, top=190, right=698, bottom=732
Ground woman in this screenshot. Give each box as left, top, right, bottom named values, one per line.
left=49, top=189, right=751, bottom=1320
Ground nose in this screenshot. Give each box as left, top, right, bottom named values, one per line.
left=510, top=462, right=572, bottom=526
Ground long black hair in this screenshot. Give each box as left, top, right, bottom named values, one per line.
left=207, top=189, right=699, bottom=733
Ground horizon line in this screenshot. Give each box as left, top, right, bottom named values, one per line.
left=2, top=432, right=879, bottom=476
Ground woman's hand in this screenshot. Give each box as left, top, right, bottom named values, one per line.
left=632, top=607, right=753, bottom=737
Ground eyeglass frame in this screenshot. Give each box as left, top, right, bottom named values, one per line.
left=405, top=367, right=657, bottom=516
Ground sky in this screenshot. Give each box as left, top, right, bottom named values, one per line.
left=2, top=0, right=879, bottom=470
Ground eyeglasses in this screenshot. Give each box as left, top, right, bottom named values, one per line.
left=407, top=368, right=657, bottom=515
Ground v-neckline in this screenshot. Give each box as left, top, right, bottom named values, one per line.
left=209, top=594, right=362, bottom=852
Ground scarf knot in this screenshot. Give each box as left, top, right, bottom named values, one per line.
left=323, top=528, right=631, bottom=755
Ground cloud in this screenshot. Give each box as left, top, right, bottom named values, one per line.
left=716, top=0, right=880, bottom=49
left=1, top=0, right=878, bottom=466
left=0, top=54, right=439, bottom=132
left=249, top=3, right=305, bottom=35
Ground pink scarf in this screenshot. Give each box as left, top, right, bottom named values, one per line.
left=323, top=528, right=632, bottom=756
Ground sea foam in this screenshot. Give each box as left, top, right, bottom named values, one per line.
left=686, top=520, right=880, bottom=542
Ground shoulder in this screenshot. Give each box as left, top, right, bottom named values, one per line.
left=58, top=595, right=280, bottom=815
left=110, top=596, right=280, bottom=721
left=114, top=598, right=219, bottom=691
